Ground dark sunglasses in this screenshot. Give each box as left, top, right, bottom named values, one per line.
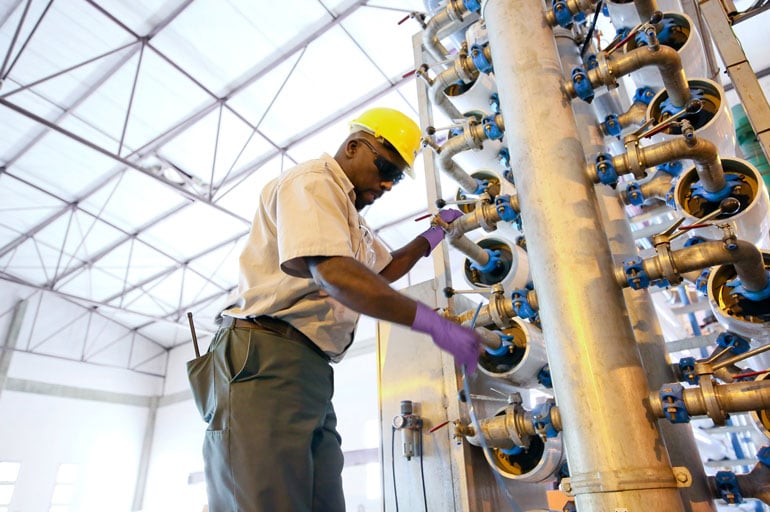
left=355, top=138, right=406, bottom=184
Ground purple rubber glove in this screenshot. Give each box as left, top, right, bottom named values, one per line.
left=418, top=209, right=464, bottom=256
left=411, top=302, right=482, bottom=374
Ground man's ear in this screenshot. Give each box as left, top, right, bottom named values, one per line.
left=344, top=138, right=359, bottom=158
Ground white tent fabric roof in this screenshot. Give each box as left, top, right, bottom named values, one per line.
left=0, top=0, right=456, bottom=376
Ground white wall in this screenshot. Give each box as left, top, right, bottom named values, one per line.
left=0, top=378, right=150, bottom=511
left=141, top=339, right=383, bottom=512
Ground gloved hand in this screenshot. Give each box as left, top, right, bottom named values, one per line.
left=418, top=208, right=464, bottom=256
left=411, top=302, right=482, bottom=374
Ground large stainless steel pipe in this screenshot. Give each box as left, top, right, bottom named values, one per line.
left=482, top=0, right=686, bottom=509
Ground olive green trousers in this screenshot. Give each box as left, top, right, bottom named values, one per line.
left=188, top=322, right=345, bottom=511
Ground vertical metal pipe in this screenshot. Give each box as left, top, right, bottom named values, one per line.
left=482, top=1, right=686, bottom=509
left=555, top=28, right=715, bottom=511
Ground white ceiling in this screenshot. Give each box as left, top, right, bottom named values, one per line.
left=0, top=0, right=767, bottom=377
left=0, top=0, right=460, bottom=376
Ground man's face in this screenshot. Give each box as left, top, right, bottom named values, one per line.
left=350, top=136, right=408, bottom=210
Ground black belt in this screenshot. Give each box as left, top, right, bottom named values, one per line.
left=223, top=315, right=330, bottom=362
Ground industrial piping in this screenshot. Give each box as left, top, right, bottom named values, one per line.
left=482, top=0, right=687, bottom=508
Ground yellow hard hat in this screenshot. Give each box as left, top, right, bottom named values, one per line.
left=350, top=107, right=422, bottom=176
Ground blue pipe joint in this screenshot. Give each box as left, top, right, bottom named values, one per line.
left=462, top=0, right=482, bottom=13
left=634, top=17, right=676, bottom=46
left=470, top=248, right=502, bottom=273
left=625, top=181, right=645, bottom=206
left=715, top=471, right=743, bottom=504
left=471, top=44, right=493, bottom=74
left=499, top=445, right=524, bottom=456
left=665, top=186, right=677, bottom=208
left=482, top=114, right=504, bottom=140
left=657, top=160, right=683, bottom=177
left=485, top=333, right=512, bottom=357
left=695, top=267, right=711, bottom=295
left=511, top=288, right=537, bottom=319
left=622, top=256, right=650, bottom=290
left=595, top=153, right=618, bottom=187
left=661, top=87, right=705, bottom=116
left=757, top=446, right=770, bottom=467
left=726, top=272, right=770, bottom=302
left=678, top=357, right=699, bottom=385
left=659, top=383, right=690, bottom=423
left=716, top=331, right=751, bottom=355
left=471, top=177, right=489, bottom=195
left=571, top=67, right=594, bottom=103
left=489, top=93, right=500, bottom=114
left=633, top=86, right=656, bottom=105
left=531, top=400, right=558, bottom=439
left=603, top=114, right=622, bottom=137
left=585, top=54, right=598, bottom=71
left=495, top=195, right=519, bottom=223
left=690, top=173, right=744, bottom=203
left=551, top=0, right=575, bottom=28
left=537, top=365, right=553, bottom=388
left=498, top=147, right=510, bottom=169
left=684, top=236, right=707, bottom=248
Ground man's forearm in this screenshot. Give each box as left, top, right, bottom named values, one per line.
left=307, top=255, right=418, bottom=325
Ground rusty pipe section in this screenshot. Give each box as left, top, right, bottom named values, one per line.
left=619, top=239, right=768, bottom=292
left=611, top=135, right=725, bottom=191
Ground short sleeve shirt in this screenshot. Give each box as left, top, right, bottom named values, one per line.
left=225, top=154, right=392, bottom=362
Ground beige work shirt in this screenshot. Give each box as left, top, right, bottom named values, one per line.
left=225, top=154, right=392, bottom=362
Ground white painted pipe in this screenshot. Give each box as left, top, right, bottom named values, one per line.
left=477, top=316, right=546, bottom=388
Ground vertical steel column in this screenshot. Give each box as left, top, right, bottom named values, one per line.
left=482, top=0, right=686, bottom=509
left=554, top=27, right=716, bottom=512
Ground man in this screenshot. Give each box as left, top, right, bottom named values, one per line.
left=192, top=107, right=482, bottom=511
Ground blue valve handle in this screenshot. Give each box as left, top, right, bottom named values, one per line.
left=470, top=248, right=502, bottom=273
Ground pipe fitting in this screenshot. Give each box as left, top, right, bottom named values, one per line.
left=619, top=239, right=768, bottom=293
left=422, top=0, right=469, bottom=63
left=581, top=45, right=689, bottom=107
left=611, top=133, right=723, bottom=186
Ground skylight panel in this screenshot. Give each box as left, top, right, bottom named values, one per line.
left=0, top=174, right=66, bottom=234
left=137, top=202, right=249, bottom=261
left=158, top=106, right=275, bottom=187
left=150, top=0, right=331, bottom=95
left=255, top=25, right=386, bottom=145
left=79, top=169, right=189, bottom=234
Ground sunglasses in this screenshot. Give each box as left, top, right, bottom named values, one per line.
left=355, top=138, right=406, bottom=185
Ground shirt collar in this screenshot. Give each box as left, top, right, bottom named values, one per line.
left=320, top=153, right=356, bottom=204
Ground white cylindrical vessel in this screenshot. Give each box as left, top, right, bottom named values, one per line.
left=707, top=252, right=770, bottom=342
left=477, top=317, right=547, bottom=388
left=443, top=73, right=498, bottom=118
left=483, top=406, right=565, bottom=483
left=605, top=0, right=683, bottom=28
left=646, top=78, right=737, bottom=159
left=674, top=158, right=770, bottom=247
left=624, top=12, right=707, bottom=90
left=463, top=233, right=530, bottom=291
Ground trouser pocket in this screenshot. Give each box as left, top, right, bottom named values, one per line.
left=187, top=353, right=216, bottom=423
